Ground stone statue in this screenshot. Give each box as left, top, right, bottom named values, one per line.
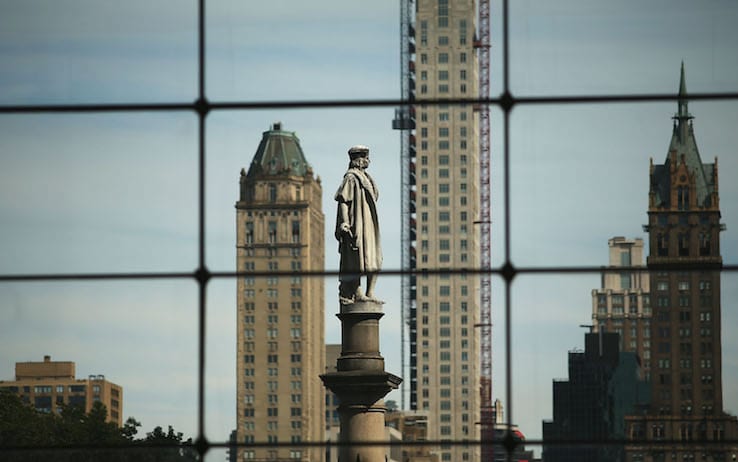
left=335, top=145, right=382, bottom=304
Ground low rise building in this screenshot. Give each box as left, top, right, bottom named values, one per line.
left=0, top=355, right=123, bottom=426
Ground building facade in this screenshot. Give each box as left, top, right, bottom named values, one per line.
left=236, top=123, right=325, bottom=461
left=323, top=344, right=341, bottom=432
left=625, top=65, right=738, bottom=461
left=543, top=333, right=649, bottom=462
left=0, top=355, right=123, bottom=426
left=409, top=1, right=481, bottom=461
left=385, top=410, right=438, bottom=462
left=592, top=237, right=652, bottom=380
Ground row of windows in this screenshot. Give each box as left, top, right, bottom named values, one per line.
left=654, top=294, right=713, bottom=308
left=654, top=231, right=712, bottom=257
left=418, top=51, right=468, bottom=64
left=243, top=328, right=302, bottom=339
left=419, top=315, right=470, bottom=325
left=244, top=302, right=302, bottom=312
left=11, top=384, right=89, bottom=395
left=244, top=381, right=303, bottom=392
left=243, top=288, right=303, bottom=298
left=419, top=111, right=469, bottom=123
left=243, top=315, right=302, bottom=324
left=419, top=69, right=468, bottom=81
left=242, top=450, right=302, bottom=460
left=419, top=301, right=468, bottom=312
left=420, top=327, right=470, bottom=338
left=419, top=83, right=469, bottom=94
left=241, top=421, right=303, bottom=432
left=419, top=126, right=468, bottom=138
left=420, top=285, right=469, bottom=296
left=244, top=341, right=302, bottom=353
left=243, top=368, right=302, bottom=377
left=419, top=210, right=470, bottom=223
left=243, top=261, right=302, bottom=272
left=419, top=195, right=468, bottom=207
left=418, top=399, right=470, bottom=411
left=244, top=220, right=301, bottom=245
left=418, top=139, right=469, bottom=151
left=656, top=358, right=713, bottom=369
left=243, top=276, right=302, bottom=285
left=655, top=280, right=712, bottom=291
left=243, top=354, right=301, bottom=364
left=243, top=394, right=303, bottom=405
left=241, top=247, right=302, bottom=258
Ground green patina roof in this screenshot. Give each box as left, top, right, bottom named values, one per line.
left=246, top=122, right=311, bottom=178
left=652, top=63, right=716, bottom=208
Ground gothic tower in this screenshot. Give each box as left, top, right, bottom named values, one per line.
left=625, top=64, right=737, bottom=462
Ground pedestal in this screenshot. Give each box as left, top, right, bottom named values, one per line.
left=321, top=300, right=402, bottom=462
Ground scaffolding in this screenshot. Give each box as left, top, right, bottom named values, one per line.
left=392, top=0, right=416, bottom=410
left=475, top=0, right=494, bottom=459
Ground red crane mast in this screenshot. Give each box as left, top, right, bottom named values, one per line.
left=474, top=0, right=494, bottom=459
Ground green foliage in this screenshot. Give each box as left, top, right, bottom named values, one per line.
left=0, top=390, right=198, bottom=461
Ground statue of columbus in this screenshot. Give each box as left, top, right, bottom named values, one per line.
left=334, top=145, right=382, bottom=304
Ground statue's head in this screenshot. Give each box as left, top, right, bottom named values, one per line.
left=348, top=145, right=370, bottom=169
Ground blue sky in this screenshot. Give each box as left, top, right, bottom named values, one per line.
left=1, top=0, right=738, bottom=458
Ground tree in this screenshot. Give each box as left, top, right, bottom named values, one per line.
left=0, top=390, right=197, bottom=461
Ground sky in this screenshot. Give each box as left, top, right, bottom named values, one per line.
left=1, top=0, right=738, bottom=459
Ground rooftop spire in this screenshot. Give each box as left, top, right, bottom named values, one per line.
left=674, top=61, right=693, bottom=123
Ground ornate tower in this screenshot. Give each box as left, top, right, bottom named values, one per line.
left=625, top=64, right=737, bottom=462
left=235, top=123, right=325, bottom=461
left=646, top=63, right=723, bottom=417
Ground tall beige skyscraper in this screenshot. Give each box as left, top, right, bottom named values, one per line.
left=592, top=237, right=652, bottom=380
left=235, top=123, right=325, bottom=461
left=411, top=1, right=481, bottom=461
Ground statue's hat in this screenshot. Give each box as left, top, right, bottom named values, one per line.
left=348, top=145, right=370, bottom=158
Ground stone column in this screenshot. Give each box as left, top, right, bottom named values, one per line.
left=321, top=300, right=402, bottom=462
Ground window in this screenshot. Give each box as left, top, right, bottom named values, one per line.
left=268, top=221, right=277, bottom=243
left=245, top=222, right=254, bottom=244
left=438, top=53, right=449, bottom=63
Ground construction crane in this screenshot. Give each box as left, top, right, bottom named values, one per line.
left=474, top=0, right=494, bottom=459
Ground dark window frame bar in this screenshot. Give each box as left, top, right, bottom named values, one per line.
left=1, top=0, right=737, bottom=458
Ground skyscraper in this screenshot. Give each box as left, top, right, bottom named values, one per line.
left=235, top=123, right=325, bottom=461
left=625, top=65, right=738, bottom=461
left=592, top=237, right=652, bottom=380
left=543, top=332, right=648, bottom=462
left=410, top=1, right=481, bottom=460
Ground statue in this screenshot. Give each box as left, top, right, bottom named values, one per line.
left=335, top=145, right=382, bottom=304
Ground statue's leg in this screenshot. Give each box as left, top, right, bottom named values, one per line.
left=340, top=278, right=362, bottom=302
left=365, top=273, right=377, bottom=298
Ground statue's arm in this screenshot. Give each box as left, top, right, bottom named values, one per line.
left=338, top=201, right=351, bottom=236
